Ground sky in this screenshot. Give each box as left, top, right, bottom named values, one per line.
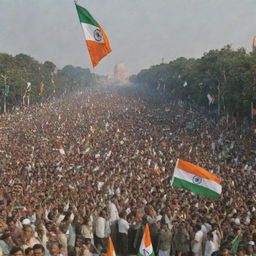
left=0, top=0, right=255, bottom=76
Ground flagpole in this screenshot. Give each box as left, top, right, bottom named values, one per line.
left=92, top=67, right=97, bottom=87
left=171, top=159, right=179, bottom=186
left=251, top=102, right=254, bottom=121
left=1, top=74, right=8, bottom=113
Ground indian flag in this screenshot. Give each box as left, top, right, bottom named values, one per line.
left=171, top=159, right=222, bottom=200
left=138, top=224, right=155, bottom=256
left=106, top=237, right=116, bottom=256
left=75, top=4, right=112, bottom=67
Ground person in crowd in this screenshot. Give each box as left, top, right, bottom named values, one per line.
left=10, top=247, right=24, bottom=256
left=33, top=244, right=46, bottom=256
left=118, top=211, right=129, bottom=256
left=192, top=224, right=204, bottom=256
left=0, top=88, right=255, bottom=256
left=158, top=223, right=171, bottom=256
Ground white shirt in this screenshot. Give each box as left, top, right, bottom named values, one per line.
left=57, top=214, right=65, bottom=224
left=192, top=230, right=203, bottom=253
left=201, top=223, right=212, bottom=238
left=118, top=218, right=129, bottom=234
left=108, top=202, right=119, bottom=223
left=204, top=240, right=216, bottom=256
left=212, top=230, right=220, bottom=250
left=95, top=216, right=106, bottom=238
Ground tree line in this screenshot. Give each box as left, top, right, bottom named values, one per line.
left=0, top=53, right=94, bottom=113
left=130, top=45, right=256, bottom=119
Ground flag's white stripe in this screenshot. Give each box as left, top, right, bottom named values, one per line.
left=173, top=167, right=222, bottom=194
left=139, top=244, right=153, bottom=256
left=81, top=23, right=104, bottom=43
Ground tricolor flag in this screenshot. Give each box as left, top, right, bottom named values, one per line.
left=137, top=224, right=155, bottom=256
left=59, top=146, right=66, bottom=155
left=25, top=82, right=31, bottom=95
left=171, top=159, right=222, bottom=200
left=75, top=3, right=112, bottom=67
left=106, top=237, right=116, bottom=256
left=207, top=93, right=215, bottom=105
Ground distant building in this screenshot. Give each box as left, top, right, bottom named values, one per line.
left=114, top=63, right=127, bottom=83
left=253, top=36, right=256, bottom=51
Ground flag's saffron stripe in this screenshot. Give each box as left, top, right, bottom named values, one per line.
left=138, top=224, right=155, bottom=256
left=106, top=237, right=116, bottom=256
left=144, top=224, right=151, bottom=247
left=177, top=159, right=221, bottom=184
left=172, top=177, right=220, bottom=200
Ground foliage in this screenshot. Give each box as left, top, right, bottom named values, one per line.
left=131, top=45, right=256, bottom=118
left=0, top=53, right=93, bottom=112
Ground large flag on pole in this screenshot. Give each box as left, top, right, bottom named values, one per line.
left=75, top=3, right=112, bottom=67
left=137, top=224, right=155, bottom=256
left=171, top=159, right=222, bottom=200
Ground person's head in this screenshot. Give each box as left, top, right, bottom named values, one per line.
left=23, top=225, right=34, bottom=238
left=75, top=236, right=86, bottom=248
left=7, top=217, right=16, bottom=230
left=83, top=216, right=92, bottom=226
left=33, top=244, right=45, bottom=256
left=25, top=248, right=34, bottom=256
left=237, top=248, right=245, bottom=256
left=119, top=211, right=127, bottom=219
left=212, top=223, right=219, bottom=231
left=59, top=224, right=68, bottom=234
left=162, top=223, right=168, bottom=231
left=0, top=231, right=9, bottom=240
left=48, top=242, right=61, bottom=256
left=246, top=245, right=254, bottom=255
left=99, top=209, right=107, bottom=218
left=207, top=232, right=213, bottom=241
left=10, top=247, right=24, bottom=256
left=220, top=246, right=230, bottom=256
left=195, top=224, right=201, bottom=232
left=63, top=212, right=71, bottom=223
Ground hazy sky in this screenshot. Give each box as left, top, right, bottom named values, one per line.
left=0, top=0, right=255, bottom=76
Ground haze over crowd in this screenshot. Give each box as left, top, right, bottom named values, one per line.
left=0, top=0, right=256, bottom=75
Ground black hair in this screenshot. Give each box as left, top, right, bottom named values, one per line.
left=33, top=244, right=45, bottom=252
left=25, top=248, right=33, bottom=255
left=207, top=232, right=214, bottom=239
left=10, top=247, right=23, bottom=255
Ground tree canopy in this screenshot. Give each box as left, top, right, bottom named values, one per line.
left=130, top=45, right=256, bottom=118
left=0, top=53, right=93, bottom=112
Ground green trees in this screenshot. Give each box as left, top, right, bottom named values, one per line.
left=131, top=45, right=256, bottom=118
left=0, top=53, right=93, bottom=113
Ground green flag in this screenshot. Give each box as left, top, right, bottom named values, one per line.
left=186, top=121, right=195, bottom=130
left=231, top=235, right=241, bottom=253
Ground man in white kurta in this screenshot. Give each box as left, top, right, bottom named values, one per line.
left=192, top=225, right=203, bottom=256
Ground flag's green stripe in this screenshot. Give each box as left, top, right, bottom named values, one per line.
left=137, top=253, right=155, bottom=256
left=76, top=4, right=98, bottom=27
left=231, top=235, right=241, bottom=253
left=172, top=177, right=220, bottom=200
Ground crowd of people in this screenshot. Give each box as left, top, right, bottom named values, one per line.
left=0, top=86, right=255, bottom=256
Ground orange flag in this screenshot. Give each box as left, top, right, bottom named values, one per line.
left=106, top=237, right=116, bottom=256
